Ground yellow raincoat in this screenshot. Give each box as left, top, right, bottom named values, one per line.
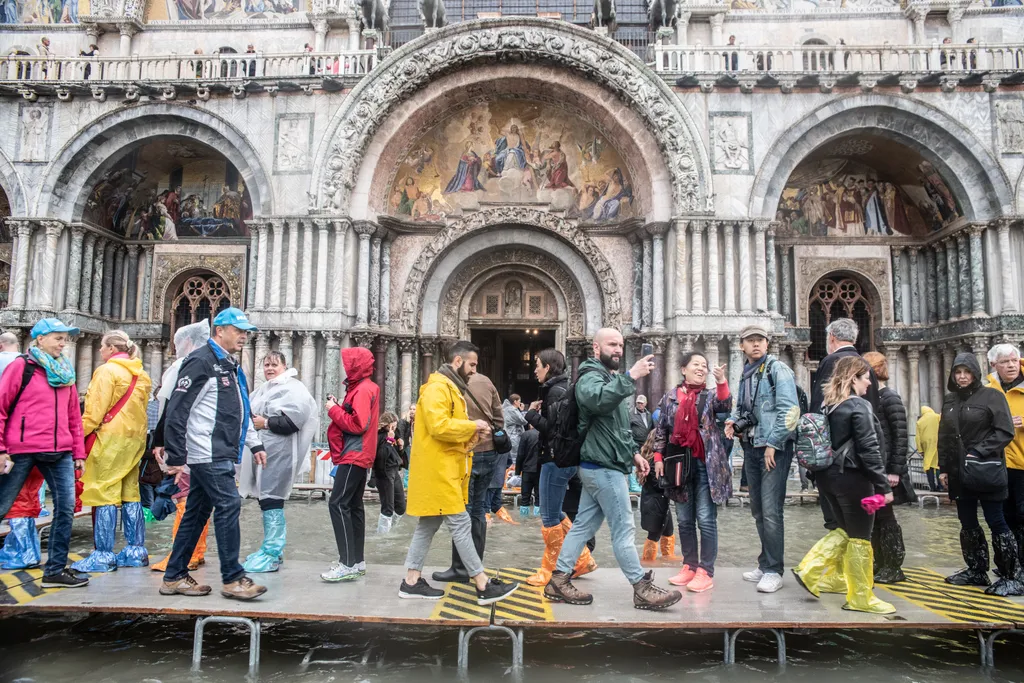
left=406, top=371, right=479, bottom=517
left=987, top=363, right=1024, bottom=471
left=916, top=406, right=940, bottom=471
left=80, top=357, right=153, bottom=506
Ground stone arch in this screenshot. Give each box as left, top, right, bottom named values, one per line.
left=36, top=103, right=273, bottom=221
left=749, top=94, right=1013, bottom=221
left=459, top=266, right=570, bottom=333
left=0, top=147, right=26, bottom=217
left=311, top=17, right=711, bottom=216
left=796, top=260, right=890, bottom=328
left=805, top=270, right=883, bottom=359
left=1016, top=166, right=1024, bottom=215
left=155, top=259, right=241, bottom=323
left=402, top=207, right=620, bottom=335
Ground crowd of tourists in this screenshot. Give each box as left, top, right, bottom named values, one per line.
left=1, top=311, right=1023, bottom=614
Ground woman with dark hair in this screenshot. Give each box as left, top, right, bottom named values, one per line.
left=939, top=353, right=1022, bottom=596
left=794, top=356, right=895, bottom=614
left=523, top=348, right=596, bottom=586
left=862, top=351, right=916, bottom=583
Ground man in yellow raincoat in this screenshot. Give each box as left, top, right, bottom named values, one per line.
left=73, top=331, right=153, bottom=573
left=916, top=406, right=940, bottom=492
left=397, top=340, right=518, bottom=606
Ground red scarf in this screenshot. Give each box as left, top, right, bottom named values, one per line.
left=670, top=383, right=707, bottom=460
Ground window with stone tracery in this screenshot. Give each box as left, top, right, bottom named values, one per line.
left=170, top=275, right=231, bottom=351
left=808, top=276, right=874, bottom=361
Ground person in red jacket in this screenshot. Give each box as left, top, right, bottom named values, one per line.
left=321, top=347, right=380, bottom=582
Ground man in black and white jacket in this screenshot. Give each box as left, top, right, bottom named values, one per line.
left=159, top=307, right=267, bottom=602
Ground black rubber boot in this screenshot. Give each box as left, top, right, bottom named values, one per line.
left=873, top=520, right=907, bottom=584
left=432, top=515, right=487, bottom=583
left=986, top=531, right=1024, bottom=596
left=946, top=527, right=991, bottom=586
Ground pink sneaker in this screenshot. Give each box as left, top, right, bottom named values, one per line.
left=668, top=565, right=696, bottom=587
left=687, top=568, right=714, bottom=593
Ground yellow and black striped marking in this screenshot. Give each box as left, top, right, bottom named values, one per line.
left=899, top=567, right=1024, bottom=625
left=0, top=553, right=85, bottom=606
left=428, top=568, right=554, bottom=622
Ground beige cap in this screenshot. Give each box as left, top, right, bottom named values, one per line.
left=739, top=324, right=770, bottom=340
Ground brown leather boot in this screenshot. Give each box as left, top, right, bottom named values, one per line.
left=221, top=576, right=267, bottom=601
left=633, top=571, right=682, bottom=610
left=544, top=570, right=593, bottom=605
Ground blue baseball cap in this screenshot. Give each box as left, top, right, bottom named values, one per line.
left=212, top=307, right=258, bottom=332
left=30, top=318, right=80, bottom=339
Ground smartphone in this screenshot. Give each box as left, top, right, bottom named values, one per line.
left=641, top=342, right=654, bottom=358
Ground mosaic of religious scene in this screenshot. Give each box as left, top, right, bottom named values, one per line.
left=387, top=100, right=636, bottom=223
left=159, top=0, right=300, bottom=21
left=1, top=0, right=87, bottom=23
left=84, top=141, right=251, bottom=239
left=776, top=140, right=963, bottom=238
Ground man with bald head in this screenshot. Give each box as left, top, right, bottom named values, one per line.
left=544, top=328, right=682, bottom=610
left=0, top=332, right=21, bottom=377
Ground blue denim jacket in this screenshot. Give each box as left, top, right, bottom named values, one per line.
left=729, top=354, right=799, bottom=451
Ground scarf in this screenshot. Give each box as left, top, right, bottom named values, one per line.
left=29, top=347, right=76, bottom=387
left=207, top=339, right=251, bottom=462
left=670, top=383, right=707, bottom=460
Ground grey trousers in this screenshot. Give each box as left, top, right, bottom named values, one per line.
left=404, top=512, right=483, bottom=577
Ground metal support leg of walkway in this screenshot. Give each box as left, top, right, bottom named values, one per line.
left=457, top=625, right=524, bottom=675
left=977, top=629, right=1023, bottom=667
left=193, top=615, right=261, bottom=678
left=723, top=628, right=786, bottom=665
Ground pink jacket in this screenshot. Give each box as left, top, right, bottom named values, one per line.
left=0, top=356, right=86, bottom=460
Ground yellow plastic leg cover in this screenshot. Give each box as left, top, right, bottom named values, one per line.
left=642, top=539, right=658, bottom=563
left=527, top=524, right=565, bottom=587
left=793, top=529, right=849, bottom=597
left=842, top=539, right=896, bottom=614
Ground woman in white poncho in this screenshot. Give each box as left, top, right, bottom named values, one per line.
left=239, top=351, right=319, bottom=573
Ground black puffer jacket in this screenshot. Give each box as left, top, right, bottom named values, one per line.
left=939, top=352, right=1015, bottom=502
left=878, top=386, right=917, bottom=505
left=524, top=373, right=569, bottom=467
left=826, top=395, right=891, bottom=494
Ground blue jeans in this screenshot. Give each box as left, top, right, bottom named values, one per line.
left=467, top=451, right=498, bottom=520
left=487, top=487, right=504, bottom=513
left=675, top=458, right=718, bottom=575
left=742, top=441, right=793, bottom=575
left=557, top=466, right=644, bottom=584
left=0, top=452, right=75, bottom=575
left=164, top=459, right=244, bottom=585
left=539, top=461, right=577, bottom=527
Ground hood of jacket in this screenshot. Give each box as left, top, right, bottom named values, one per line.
left=920, top=406, right=936, bottom=418
left=947, top=352, right=983, bottom=393
left=342, top=347, right=375, bottom=384
left=108, top=356, right=146, bottom=376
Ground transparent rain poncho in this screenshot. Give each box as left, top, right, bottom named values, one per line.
left=157, top=321, right=211, bottom=417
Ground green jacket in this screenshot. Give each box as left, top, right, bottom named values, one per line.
left=575, top=358, right=638, bottom=474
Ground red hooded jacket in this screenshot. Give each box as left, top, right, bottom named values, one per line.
left=327, top=347, right=380, bottom=468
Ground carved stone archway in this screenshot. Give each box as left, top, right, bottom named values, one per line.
left=400, top=207, right=621, bottom=335
left=311, top=17, right=710, bottom=216
left=154, top=254, right=244, bottom=323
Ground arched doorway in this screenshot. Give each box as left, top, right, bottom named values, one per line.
left=808, top=274, right=876, bottom=362
left=168, top=272, right=232, bottom=353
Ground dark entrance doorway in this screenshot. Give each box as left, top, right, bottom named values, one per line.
left=470, top=328, right=557, bottom=403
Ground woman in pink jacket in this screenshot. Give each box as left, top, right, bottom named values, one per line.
left=0, top=318, right=88, bottom=588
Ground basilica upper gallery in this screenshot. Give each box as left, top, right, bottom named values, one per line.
left=1, top=0, right=1023, bottom=445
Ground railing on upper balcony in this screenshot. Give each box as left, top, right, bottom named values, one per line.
left=652, top=42, right=1024, bottom=74
left=0, top=49, right=379, bottom=83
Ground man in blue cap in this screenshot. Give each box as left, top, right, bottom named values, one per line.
left=159, top=307, right=268, bottom=601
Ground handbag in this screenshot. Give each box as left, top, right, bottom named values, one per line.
left=962, top=453, right=1007, bottom=494
left=461, top=382, right=512, bottom=455
left=659, top=442, right=693, bottom=503
left=84, top=375, right=139, bottom=456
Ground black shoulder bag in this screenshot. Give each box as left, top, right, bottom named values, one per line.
left=658, top=389, right=709, bottom=503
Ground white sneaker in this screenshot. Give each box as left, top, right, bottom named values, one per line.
left=321, top=562, right=360, bottom=582
left=756, top=572, right=783, bottom=593
left=356, top=561, right=366, bottom=576
left=742, top=568, right=764, bottom=583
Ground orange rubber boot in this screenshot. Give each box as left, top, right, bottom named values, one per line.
left=642, top=539, right=658, bottom=563
left=559, top=517, right=598, bottom=577
left=660, top=535, right=679, bottom=559
left=151, top=500, right=210, bottom=572
left=495, top=507, right=520, bottom=525
left=527, top=524, right=565, bottom=586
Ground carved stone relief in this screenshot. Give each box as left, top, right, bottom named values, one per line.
left=152, top=253, right=245, bottom=322
left=710, top=112, right=752, bottom=175
left=274, top=113, right=315, bottom=174
left=995, top=96, right=1024, bottom=155
left=794, top=256, right=891, bottom=327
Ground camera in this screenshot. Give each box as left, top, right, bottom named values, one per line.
left=732, top=411, right=758, bottom=435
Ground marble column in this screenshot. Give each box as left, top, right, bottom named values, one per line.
left=332, top=220, right=349, bottom=312
left=935, top=243, right=948, bottom=322
left=924, top=246, right=937, bottom=324
left=420, top=338, right=435, bottom=385
left=690, top=220, right=705, bottom=314
left=906, top=346, right=921, bottom=438
left=891, top=246, right=905, bottom=325
left=969, top=224, right=986, bottom=316
left=883, top=346, right=900, bottom=396
left=79, top=233, right=96, bottom=314
left=650, top=225, right=666, bottom=329
left=908, top=246, right=921, bottom=325
left=278, top=330, right=294, bottom=366
left=704, top=335, right=721, bottom=382
left=323, top=332, right=342, bottom=427
left=379, top=239, right=391, bottom=326
left=753, top=221, right=768, bottom=313
left=355, top=224, right=373, bottom=326
left=649, top=336, right=668, bottom=409
left=315, top=219, right=330, bottom=310
left=286, top=220, right=300, bottom=309
left=738, top=221, right=752, bottom=313
left=65, top=226, right=85, bottom=312
left=112, top=246, right=125, bottom=318
left=7, top=221, right=22, bottom=309
left=641, top=236, right=653, bottom=328
left=673, top=219, right=688, bottom=315
left=766, top=224, right=779, bottom=314
left=140, top=246, right=154, bottom=321
left=125, top=245, right=139, bottom=319
left=269, top=219, right=284, bottom=309
left=147, top=341, right=164, bottom=388
left=997, top=219, right=1017, bottom=313
left=76, top=336, right=93, bottom=393
left=369, top=235, right=382, bottom=326
left=972, top=336, right=989, bottom=375
left=942, top=344, right=956, bottom=387
left=706, top=221, right=720, bottom=314
left=10, top=221, right=33, bottom=309
left=666, top=334, right=680, bottom=391
left=946, top=237, right=961, bottom=319
left=722, top=221, right=736, bottom=315
left=728, top=336, right=743, bottom=397
left=928, top=346, right=943, bottom=412
left=371, top=336, right=387, bottom=393
left=630, top=238, right=643, bottom=331
left=300, top=220, right=314, bottom=310
left=36, top=221, right=63, bottom=310
left=956, top=232, right=971, bottom=316
left=254, top=332, right=271, bottom=389
left=91, top=238, right=106, bottom=317
left=780, top=246, right=792, bottom=324
left=254, top=221, right=269, bottom=309
left=246, top=221, right=260, bottom=309
left=385, top=339, right=399, bottom=413
left=299, top=331, right=316, bottom=395
left=399, top=338, right=415, bottom=414
left=102, top=243, right=116, bottom=317
left=791, top=343, right=810, bottom=392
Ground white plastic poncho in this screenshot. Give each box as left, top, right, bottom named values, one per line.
left=239, top=368, right=319, bottom=501
left=157, top=321, right=211, bottom=420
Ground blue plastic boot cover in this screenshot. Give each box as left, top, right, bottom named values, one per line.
left=72, top=505, right=119, bottom=573
left=243, top=508, right=286, bottom=573
left=519, top=506, right=530, bottom=517
left=0, top=517, right=42, bottom=569
left=37, top=482, right=50, bottom=518
left=115, top=502, right=149, bottom=568
left=533, top=506, right=541, bottom=516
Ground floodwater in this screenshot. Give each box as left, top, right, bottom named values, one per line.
left=2, top=478, right=1023, bottom=683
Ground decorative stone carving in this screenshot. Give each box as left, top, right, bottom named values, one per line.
left=995, top=97, right=1024, bottom=154
left=315, top=19, right=707, bottom=214
left=709, top=112, right=752, bottom=174
left=399, top=207, right=622, bottom=334
left=797, top=257, right=892, bottom=327
left=152, top=253, right=244, bottom=321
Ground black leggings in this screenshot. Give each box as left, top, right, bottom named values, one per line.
left=520, top=471, right=540, bottom=507
left=376, top=467, right=407, bottom=518
left=816, top=466, right=876, bottom=540
left=957, top=495, right=1010, bottom=535
left=329, top=464, right=367, bottom=566
left=258, top=498, right=284, bottom=511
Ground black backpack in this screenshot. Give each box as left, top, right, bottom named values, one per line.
left=9, top=355, right=39, bottom=409
left=549, top=368, right=597, bottom=469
